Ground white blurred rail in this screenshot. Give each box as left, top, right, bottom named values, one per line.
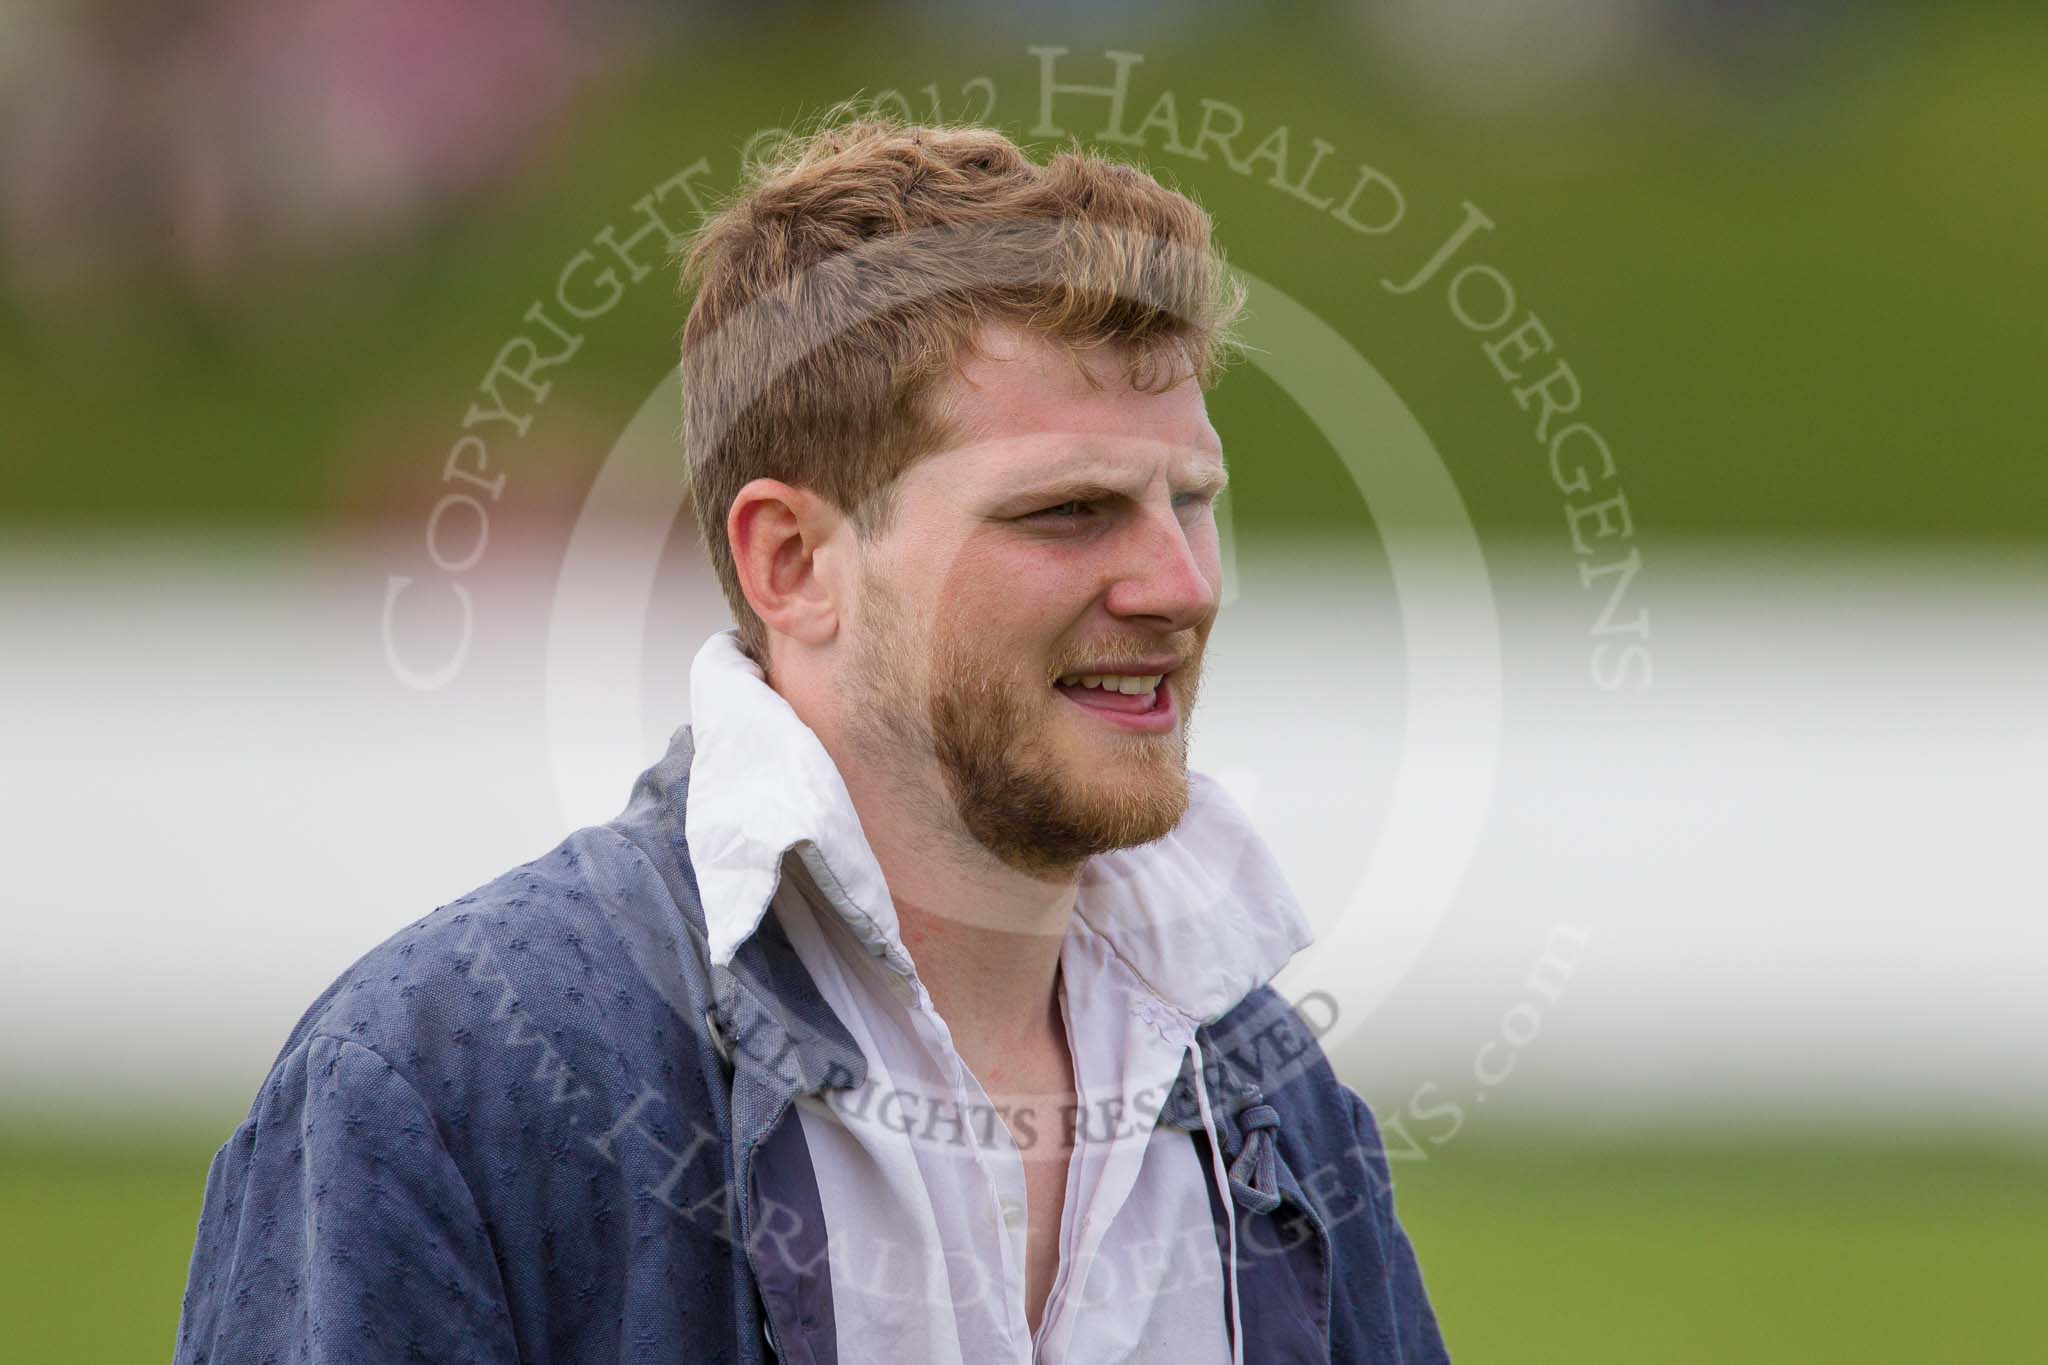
left=2, top=532, right=2042, bottom=1127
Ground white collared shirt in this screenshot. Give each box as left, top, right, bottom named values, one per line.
left=685, top=631, right=1313, bottom=1364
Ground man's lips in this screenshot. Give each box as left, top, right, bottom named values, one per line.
left=1052, top=674, right=1177, bottom=732
left=1054, top=681, right=1155, bottom=713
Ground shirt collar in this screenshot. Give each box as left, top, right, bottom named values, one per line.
left=684, top=629, right=1313, bottom=1025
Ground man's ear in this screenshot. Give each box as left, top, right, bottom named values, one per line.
left=727, top=478, right=846, bottom=648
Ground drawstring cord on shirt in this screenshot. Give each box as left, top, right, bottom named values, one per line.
left=1190, top=1033, right=1246, bottom=1365
left=1190, top=1035, right=1290, bottom=1364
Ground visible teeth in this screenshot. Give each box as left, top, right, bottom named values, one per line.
left=1057, top=672, right=1165, bottom=693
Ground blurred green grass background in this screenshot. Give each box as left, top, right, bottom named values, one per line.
left=7, top=1119, right=2044, bottom=1362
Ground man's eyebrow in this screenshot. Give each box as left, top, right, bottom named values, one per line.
left=1005, top=464, right=1230, bottom=505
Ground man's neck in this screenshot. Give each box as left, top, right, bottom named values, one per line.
left=840, top=766, right=1079, bottom=1071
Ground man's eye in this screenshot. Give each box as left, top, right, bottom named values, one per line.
left=1030, top=501, right=1087, bottom=519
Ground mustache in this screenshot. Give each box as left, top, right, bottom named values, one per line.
left=1047, top=638, right=1203, bottom=678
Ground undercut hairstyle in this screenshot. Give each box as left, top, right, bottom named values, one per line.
left=677, top=113, right=1245, bottom=664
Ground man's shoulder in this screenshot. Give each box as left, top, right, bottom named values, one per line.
left=264, top=822, right=713, bottom=1120
left=186, top=816, right=741, bottom=1363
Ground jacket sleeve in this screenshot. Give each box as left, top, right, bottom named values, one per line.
left=175, top=1034, right=521, bottom=1364
left=1346, top=1084, right=1451, bottom=1363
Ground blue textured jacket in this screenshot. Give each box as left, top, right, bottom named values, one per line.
left=176, top=726, right=1449, bottom=1362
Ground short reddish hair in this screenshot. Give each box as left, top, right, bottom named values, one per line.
left=678, top=114, right=1243, bottom=661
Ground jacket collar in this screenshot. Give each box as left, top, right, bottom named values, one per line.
left=683, top=629, right=1314, bottom=1028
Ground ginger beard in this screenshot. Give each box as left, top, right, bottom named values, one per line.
left=844, top=567, right=1207, bottom=879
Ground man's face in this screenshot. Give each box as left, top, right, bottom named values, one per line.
left=840, top=328, right=1227, bottom=877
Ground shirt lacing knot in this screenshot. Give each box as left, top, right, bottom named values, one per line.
left=1226, top=1103, right=1282, bottom=1214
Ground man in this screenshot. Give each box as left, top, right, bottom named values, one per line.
left=176, top=120, right=1447, bottom=1363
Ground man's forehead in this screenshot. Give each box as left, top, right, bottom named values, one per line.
left=936, top=328, right=1220, bottom=441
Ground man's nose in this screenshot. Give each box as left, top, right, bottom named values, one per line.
left=1101, top=503, right=1219, bottom=631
